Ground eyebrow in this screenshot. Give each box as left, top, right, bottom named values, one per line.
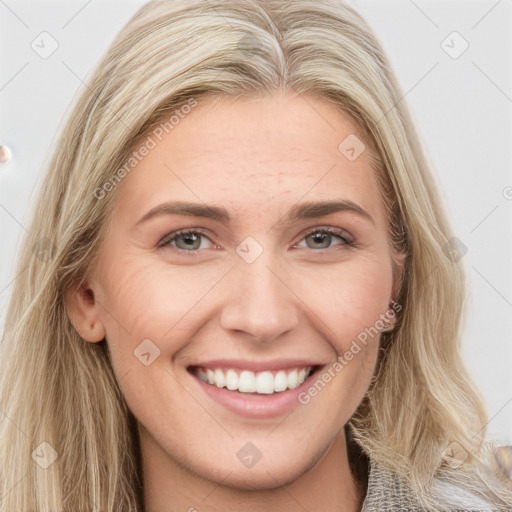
left=135, top=199, right=375, bottom=227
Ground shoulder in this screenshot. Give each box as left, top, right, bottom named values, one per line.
left=360, top=461, right=505, bottom=512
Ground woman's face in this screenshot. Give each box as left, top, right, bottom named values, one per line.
left=72, top=92, right=403, bottom=489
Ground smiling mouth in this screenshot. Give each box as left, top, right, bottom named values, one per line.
left=188, top=365, right=320, bottom=395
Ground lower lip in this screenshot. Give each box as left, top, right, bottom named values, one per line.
left=190, top=368, right=322, bottom=419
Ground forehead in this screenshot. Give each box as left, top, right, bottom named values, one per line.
left=113, top=92, right=386, bottom=227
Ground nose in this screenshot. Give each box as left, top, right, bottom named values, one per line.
left=219, top=250, right=300, bottom=344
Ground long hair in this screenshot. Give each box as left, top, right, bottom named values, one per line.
left=1, top=1, right=510, bottom=510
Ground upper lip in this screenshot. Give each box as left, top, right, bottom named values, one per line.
left=188, top=359, right=325, bottom=372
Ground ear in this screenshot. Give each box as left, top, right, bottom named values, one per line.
left=64, top=281, right=106, bottom=343
left=391, top=250, right=407, bottom=303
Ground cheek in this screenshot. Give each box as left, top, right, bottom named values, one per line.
left=96, top=256, right=204, bottom=331
left=294, top=254, right=394, bottom=350
left=94, top=257, right=230, bottom=364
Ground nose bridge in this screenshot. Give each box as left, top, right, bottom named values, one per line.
left=219, top=242, right=299, bottom=343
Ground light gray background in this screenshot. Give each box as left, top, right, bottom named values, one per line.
left=1, top=0, right=511, bottom=442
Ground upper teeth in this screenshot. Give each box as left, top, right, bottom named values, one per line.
left=195, top=367, right=312, bottom=394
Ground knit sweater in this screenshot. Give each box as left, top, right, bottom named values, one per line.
left=360, top=460, right=507, bottom=511
left=360, top=461, right=424, bottom=511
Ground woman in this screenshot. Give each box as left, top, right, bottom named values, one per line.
left=1, top=0, right=510, bottom=510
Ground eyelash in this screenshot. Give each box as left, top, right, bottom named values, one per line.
left=157, top=226, right=356, bottom=255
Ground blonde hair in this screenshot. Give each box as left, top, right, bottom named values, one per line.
left=1, top=0, right=510, bottom=510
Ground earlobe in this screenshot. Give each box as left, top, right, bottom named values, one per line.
left=64, top=282, right=106, bottom=343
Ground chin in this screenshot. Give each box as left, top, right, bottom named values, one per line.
left=192, top=443, right=327, bottom=491
left=207, top=463, right=309, bottom=491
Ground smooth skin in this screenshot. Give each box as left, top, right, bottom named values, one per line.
left=66, top=91, right=405, bottom=512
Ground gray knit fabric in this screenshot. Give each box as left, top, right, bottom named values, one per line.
left=359, top=461, right=507, bottom=512
left=360, top=461, right=426, bottom=512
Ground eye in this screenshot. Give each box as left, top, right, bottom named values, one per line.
left=157, top=226, right=355, bottom=255
left=157, top=229, right=216, bottom=253
left=294, top=227, right=354, bottom=250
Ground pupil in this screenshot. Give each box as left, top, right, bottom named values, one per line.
left=311, top=232, right=329, bottom=247
left=180, top=234, right=199, bottom=249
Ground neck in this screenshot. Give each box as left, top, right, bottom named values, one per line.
left=140, top=427, right=365, bottom=512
